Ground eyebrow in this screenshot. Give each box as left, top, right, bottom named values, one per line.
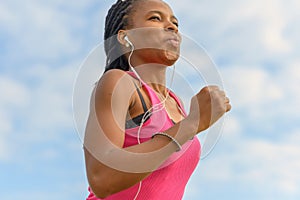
left=147, top=10, right=178, bottom=22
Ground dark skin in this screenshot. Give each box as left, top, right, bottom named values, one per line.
left=84, top=0, right=231, bottom=198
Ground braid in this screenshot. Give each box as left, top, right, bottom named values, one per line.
left=104, top=0, right=141, bottom=73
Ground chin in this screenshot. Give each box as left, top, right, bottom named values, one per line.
left=164, top=50, right=180, bottom=65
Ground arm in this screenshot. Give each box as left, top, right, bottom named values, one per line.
left=84, top=70, right=231, bottom=198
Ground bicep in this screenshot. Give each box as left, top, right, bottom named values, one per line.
left=84, top=70, right=134, bottom=176
left=86, top=70, right=133, bottom=148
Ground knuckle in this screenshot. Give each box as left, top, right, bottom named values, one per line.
left=201, top=87, right=209, bottom=93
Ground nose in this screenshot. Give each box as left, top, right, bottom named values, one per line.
left=165, top=20, right=178, bottom=33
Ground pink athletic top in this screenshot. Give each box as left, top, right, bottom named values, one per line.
left=87, top=71, right=201, bottom=200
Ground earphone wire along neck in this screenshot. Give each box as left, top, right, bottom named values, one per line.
left=125, top=37, right=177, bottom=200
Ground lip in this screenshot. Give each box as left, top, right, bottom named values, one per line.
left=166, top=36, right=181, bottom=48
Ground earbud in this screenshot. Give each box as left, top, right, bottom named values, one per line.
left=124, top=34, right=141, bottom=81
left=124, top=35, right=133, bottom=48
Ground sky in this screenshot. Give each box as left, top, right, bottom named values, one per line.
left=1, top=0, right=300, bottom=199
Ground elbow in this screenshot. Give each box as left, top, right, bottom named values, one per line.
left=92, top=188, right=111, bottom=199
left=93, top=190, right=111, bottom=199
left=89, top=175, right=114, bottom=199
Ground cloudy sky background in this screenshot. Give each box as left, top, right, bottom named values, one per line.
left=1, top=0, right=300, bottom=199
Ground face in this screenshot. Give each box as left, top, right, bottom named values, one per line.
left=123, top=0, right=181, bottom=66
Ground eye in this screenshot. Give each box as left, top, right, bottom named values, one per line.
left=149, top=16, right=161, bottom=21
left=173, top=21, right=179, bottom=27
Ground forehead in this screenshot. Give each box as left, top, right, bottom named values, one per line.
left=132, top=0, right=175, bottom=17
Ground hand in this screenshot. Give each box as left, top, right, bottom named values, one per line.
left=186, top=86, right=231, bottom=133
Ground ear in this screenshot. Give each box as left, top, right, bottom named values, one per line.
left=117, top=30, right=128, bottom=47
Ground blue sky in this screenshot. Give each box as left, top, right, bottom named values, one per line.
left=1, top=0, right=300, bottom=199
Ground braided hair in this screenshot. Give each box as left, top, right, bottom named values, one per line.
left=104, top=0, right=144, bottom=73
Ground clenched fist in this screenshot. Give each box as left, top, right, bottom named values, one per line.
left=186, top=86, right=231, bottom=133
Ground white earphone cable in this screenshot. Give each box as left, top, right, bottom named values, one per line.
left=126, top=37, right=176, bottom=200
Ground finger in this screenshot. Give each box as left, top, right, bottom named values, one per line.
left=207, top=85, right=220, bottom=91
left=219, top=90, right=226, bottom=97
left=225, top=97, right=230, bottom=103
left=226, top=103, right=232, bottom=112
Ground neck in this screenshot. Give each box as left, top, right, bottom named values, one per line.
left=132, top=63, right=169, bottom=96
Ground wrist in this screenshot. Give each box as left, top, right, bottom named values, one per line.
left=172, top=118, right=198, bottom=144
left=181, top=117, right=200, bottom=136
left=162, top=118, right=198, bottom=147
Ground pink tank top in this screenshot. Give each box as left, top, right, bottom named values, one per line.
left=87, top=72, right=201, bottom=200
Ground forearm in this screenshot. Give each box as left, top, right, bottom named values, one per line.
left=126, top=118, right=197, bottom=153
left=85, top=118, right=197, bottom=198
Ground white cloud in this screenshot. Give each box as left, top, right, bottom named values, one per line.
left=221, top=66, right=283, bottom=118
left=0, top=63, right=79, bottom=163
left=21, top=64, right=77, bottom=141
left=195, top=126, right=300, bottom=197
left=0, top=0, right=99, bottom=61
left=219, top=61, right=300, bottom=124
left=167, top=0, right=298, bottom=65
left=0, top=76, right=31, bottom=161
left=0, top=2, right=16, bottom=25
left=277, top=61, right=300, bottom=115
left=185, top=63, right=300, bottom=196
left=0, top=76, right=31, bottom=108
left=222, top=115, right=241, bottom=138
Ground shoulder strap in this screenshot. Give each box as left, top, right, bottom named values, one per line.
left=133, top=82, right=148, bottom=113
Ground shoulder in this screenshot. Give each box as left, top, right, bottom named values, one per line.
left=100, top=69, right=130, bottom=83
left=97, top=69, right=133, bottom=91
left=95, top=69, right=135, bottom=104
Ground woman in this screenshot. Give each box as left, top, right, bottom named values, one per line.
left=84, top=0, right=231, bottom=199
